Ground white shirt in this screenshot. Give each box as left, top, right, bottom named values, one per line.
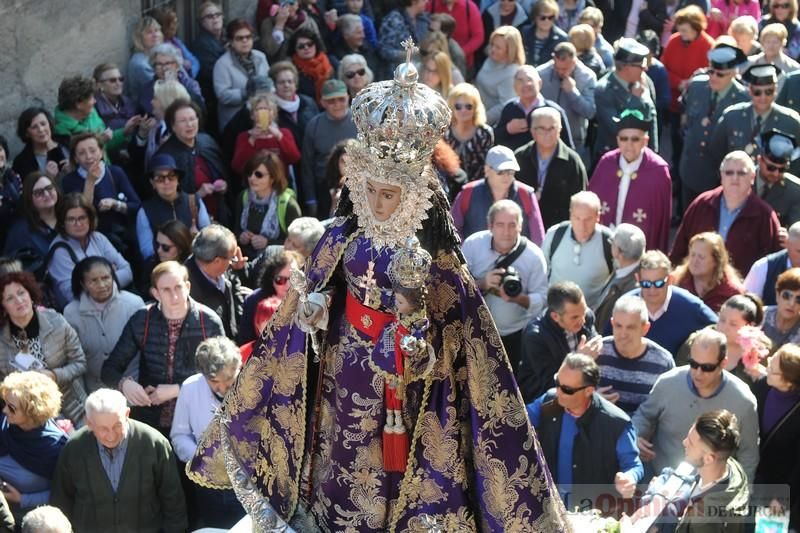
left=170, top=373, right=222, bottom=463
left=649, top=286, right=673, bottom=321
left=743, top=253, right=793, bottom=298
left=616, top=152, right=644, bottom=227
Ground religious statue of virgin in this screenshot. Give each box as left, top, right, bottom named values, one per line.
left=188, top=40, right=570, bottom=532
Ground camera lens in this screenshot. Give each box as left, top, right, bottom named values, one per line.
left=501, top=267, right=522, bottom=297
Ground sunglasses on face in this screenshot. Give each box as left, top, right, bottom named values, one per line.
left=296, top=41, right=315, bottom=50
left=102, top=76, right=125, bottom=83
left=454, top=103, right=474, bottom=111
left=688, top=359, right=721, bottom=372
left=157, top=242, right=174, bottom=253
left=252, top=170, right=270, bottom=179
left=345, top=68, right=366, bottom=79
left=153, top=172, right=178, bottom=183
left=639, top=278, right=668, bottom=289
left=273, top=275, right=290, bottom=285
left=32, top=184, right=56, bottom=198
left=554, top=376, right=590, bottom=395
left=751, top=88, right=776, bottom=97
left=707, top=69, right=732, bottom=78
left=780, top=290, right=800, bottom=305
left=234, top=34, right=254, bottom=42
left=765, top=161, right=787, bottom=172
left=538, top=14, right=555, bottom=20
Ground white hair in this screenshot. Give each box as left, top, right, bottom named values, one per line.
left=21, top=506, right=72, bottom=533
left=149, top=42, right=183, bottom=65
left=531, top=106, right=561, bottom=127
left=612, top=294, right=649, bottom=324
left=85, top=388, right=128, bottom=419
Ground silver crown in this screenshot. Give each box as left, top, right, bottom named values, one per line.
left=389, top=236, right=432, bottom=289
left=350, top=39, right=452, bottom=174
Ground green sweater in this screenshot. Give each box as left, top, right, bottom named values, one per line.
left=50, top=420, right=187, bottom=533
left=53, top=107, right=128, bottom=154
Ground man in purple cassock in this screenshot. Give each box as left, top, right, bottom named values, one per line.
left=588, top=109, right=672, bottom=252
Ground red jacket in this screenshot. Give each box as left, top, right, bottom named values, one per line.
left=231, top=128, right=302, bottom=177
left=661, top=31, right=715, bottom=113
left=670, top=187, right=782, bottom=275
left=428, top=0, right=484, bottom=68
left=675, top=272, right=745, bottom=313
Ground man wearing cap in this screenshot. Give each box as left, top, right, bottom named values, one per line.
left=514, top=107, right=588, bottom=229
left=452, top=144, right=546, bottom=243
left=679, top=44, right=750, bottom=208
left=588, top=109, right=672, bottom=252
left=593, top=38, right=658, bottom=165
left=755, top=129, right=800, bottom=228
left=300, top=79, right=358, bottom=218
left=462, top=199, right=548, bottom=373
left=709, top=64, right=800, bottom=173
left=537, top=42, right=597, bottom=163
left=136, top=154, right=212, bottom=261
left=671, top=150, right=782, bottom=274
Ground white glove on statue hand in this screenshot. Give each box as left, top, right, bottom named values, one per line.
left=297, top=292, right=330, bottom=332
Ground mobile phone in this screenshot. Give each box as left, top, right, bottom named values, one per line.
left=256, top=109, right=270, bottom=129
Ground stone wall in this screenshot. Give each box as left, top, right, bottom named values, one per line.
left=0, top=0, right=255, bottom=156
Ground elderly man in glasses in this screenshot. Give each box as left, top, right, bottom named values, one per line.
left=526, top=352, right=643, bottom=501
left=632, top=329, right=759, bottom=481
left=625, top=250, right=716, bottom=357
left=671, top=150, right=782, bottom=274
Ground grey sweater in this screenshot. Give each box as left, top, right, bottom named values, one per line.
left=632, top=366, right=759, bottom=480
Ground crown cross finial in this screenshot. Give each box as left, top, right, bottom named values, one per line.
left=401, top=38, right=418, bottom=63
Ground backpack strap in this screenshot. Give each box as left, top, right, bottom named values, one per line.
left=45, top=241, right=80, bottom=269
left=458, top=181, right=479, bottom=216
left=141, top=305, right=153, bottom=348
left=600, top=226, right=614, bottom=274
left=548, top=222, right=570, bottom=264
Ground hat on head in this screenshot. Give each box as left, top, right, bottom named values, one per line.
left=321, top=79, right=348, bottom=99
left=707, top=43, right=748, bottom=70
left=614, top=38, right=650, bottom=67
left=149, top=154, right=184, bottom=178
left=742, top=64, right=781, bottom=86
left=759, top=129, right=800, bottom=163
left=486, top=145, right=520, bottom=172
left=612, top=108, right=652, bottom=132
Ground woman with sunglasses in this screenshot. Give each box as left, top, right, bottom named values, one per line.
left=0, top=371, right=67, bottom=523
left=759, top=0, right=800, bottom=59
left=259, top=0, right=320, bottom=62
left=671, top=232, right=745, bottom=313
left=445, top=83, right=494, bottom=183
left=751, top=343, right=800, bottom=530
left=155, top=220, right=193, bottom=264
left=763, top=267, right=800, bottom=348
left=63, top=257, right=144, bottom=393
left=287, top=27, right=336, bottom=104
left=213, top=19, right=270, bottom=132
left=234, top=151, right=301, bottom=258
left=92, top=63, right=139, bottom=133
left=238, top=248, right=304, bottom=344
left=338, top=53, right=374, bottom=99
left=3, top=172, right=59, bottom=279
left=520, top=0, right=567, bottom=67
left=0, top=273, right=87, bottom=426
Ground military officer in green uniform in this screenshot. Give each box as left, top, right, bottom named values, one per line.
left=679, top=44, right=749, bottom=208
left=776, top=69, right=800, bottom=175
left=593, top=38, right=658, bottom=166
left=755, top=129, right=800, bottom=228
left=709, top=64, right=800, bottom=179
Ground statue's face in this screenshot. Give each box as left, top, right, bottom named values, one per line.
left=365, top=179, right=402, bottom=222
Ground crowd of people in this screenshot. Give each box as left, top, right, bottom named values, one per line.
left=1, top=0, right=800, bottom=529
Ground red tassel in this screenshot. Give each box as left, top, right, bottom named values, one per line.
left=383, top=428, right=409, bottom=472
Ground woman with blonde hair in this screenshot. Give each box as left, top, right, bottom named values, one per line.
left=444, top=83, right=494, bottom=182
left=419, top=30, right=465, bottom=83
left=729, top=15, right=763, bottom=55
left=747, top=22, right=800, bottom=90
left=475, top=25, right=525, bottom=124
left=759, top=0, right=800, bottom=59
left=422, top=51, right=453, bottom=98
left=671, top=231, right=745, bottom=313
left=127, top=16, right=164, bottom=102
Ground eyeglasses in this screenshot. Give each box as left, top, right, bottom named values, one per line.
left=554, top=375, right=590, bottom=395
left=639, top=277, right=668, bottom=289
left=774, top=2, right=791, bottom=8
left=765, top=161, right=786, bottom=173
left=780, top=290, right=800, bottom=305
left=157, top=242, right=174, bottom=253
left=296, top=41, right=315, bottom=50
left=153, top=172, right=179, bottom=183
left=751, top=88, right=776, bottom=97
left=153, top=61, right=178, bottom=69
left=101, top=76, right=125, bottom=83
left=707, top=69, right=731, bottom=78
left=4, top=403, right=16, bottom=415
left=32, top=184, right=56, bottom=198
left=454, top=103, right=474, bottom=111
left=202, top=11, right=223, bottom=19
left=234, top=34, right=254, bottom=42
left=65, top=214, right=89, bottom=225
left=252, top=170, right=270, bottom=179
left=345, top=68, right=366, bottom=79
left=538, top=14, right=555, bottom=20
left=722, top=169, right=749, bottom=177
left=688, top=359, right=722, bottom=372
left=273, top=275, right=290, bottom=285
left=618, top=135, right=643, bottom=143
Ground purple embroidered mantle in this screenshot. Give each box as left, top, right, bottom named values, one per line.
left=188, top=216, right=569, bottom=532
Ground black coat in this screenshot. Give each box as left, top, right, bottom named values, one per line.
left=518, top=308, right=597, bottom=403
left=185, top=256, right=245, bottom=340
left=514, top=139, right=587, bottom=229
left=155, top=133, right=228, bottom=195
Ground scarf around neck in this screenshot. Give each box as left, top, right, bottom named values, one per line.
left=292, top=52, right=333, bottom=101
left=241, top=190, right=280, bottom=240
left=276, top=94, right=301, bottom=114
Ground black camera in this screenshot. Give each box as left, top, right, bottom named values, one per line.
left=501, top=267, right=522, bottom=297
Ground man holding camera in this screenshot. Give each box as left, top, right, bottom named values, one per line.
left=463, top=199, right=548, bottom=373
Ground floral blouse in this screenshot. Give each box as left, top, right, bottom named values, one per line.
left=445, top=124, right=494, bottom=183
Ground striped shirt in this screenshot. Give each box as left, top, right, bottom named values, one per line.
left=597, top=337, right=675, bottom=415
